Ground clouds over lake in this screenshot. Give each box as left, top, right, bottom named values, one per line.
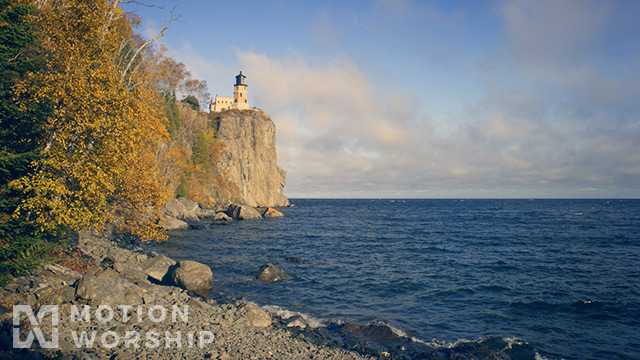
left=145, top=0, right=640, bottom=197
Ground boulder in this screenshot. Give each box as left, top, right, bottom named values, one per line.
left=213, top=212, right=233, bottom=221
left=164, top=198, right=199, bottom=222
left=164, top=198, right=187, bottom=219
left=171, top=260, right=213, bottom=298
left=177, top=197, right=201, bottom=221
left=260, top=207, right=285, bottom=219
left=123, top=282, right=145, bottom=305
left=199, top=209, right=217, bottom=220
left=228, top=204, right=262, bottom=220
left=285, top=315, right=307, bottom=329
left=242, top=303, right=272, bottom=327
left=141, top=255, right=176, bottom=283
left=158, top=215, right=189, bottom=230
left=254, top=263, right=286, bottom=282
left=76, top=276, right=126, bottom=306
left=114, top=260, right=147, bottom=283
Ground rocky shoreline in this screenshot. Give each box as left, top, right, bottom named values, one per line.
left=159, top=197, right=285, bottom=230
left=1, top=201, right=511, bottom=360
left=1, top=228, right=374, bottom=360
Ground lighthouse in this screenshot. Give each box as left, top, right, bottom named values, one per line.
left=233, top=71, right=249, bottom=110
left=210, top=71, right=251, bottom=112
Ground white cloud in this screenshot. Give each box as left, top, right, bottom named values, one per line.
left=235, top=41, right=640, bottom=197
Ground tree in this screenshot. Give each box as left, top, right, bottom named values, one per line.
left=0, top=0, right=57, bottom=282
left=12, top=0, right=170, bottom=241
left=183, top=78, right=210, bottom=111
left=182, top=95, right=200, bottom=110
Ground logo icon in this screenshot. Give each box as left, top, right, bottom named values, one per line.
left=12, top=305, right=59, bottom=349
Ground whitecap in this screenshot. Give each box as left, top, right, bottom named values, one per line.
left=262, top=304, right=326, bottom=328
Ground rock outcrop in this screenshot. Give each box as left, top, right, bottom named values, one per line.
left=228, top=204, right=263, bottom=220
left=211, top=110, right=289, bottom=208
left=260, top=207, right=285, bottom=219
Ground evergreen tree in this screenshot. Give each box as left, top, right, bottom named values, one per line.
left=182, top=95, right=200, bottom=110
left=0, top=0, right=55, bottom=283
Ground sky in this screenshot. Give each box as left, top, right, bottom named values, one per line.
left=123, top=0, right=640, bottom=198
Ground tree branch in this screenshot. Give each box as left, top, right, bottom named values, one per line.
left=120, top=10, right=179, bottom=84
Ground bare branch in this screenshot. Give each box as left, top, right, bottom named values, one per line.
left=120, top=11, right=180, bottom=84
left=121, top=0, right=163, bottom=10
left=7, top=52, right=23, bottom=62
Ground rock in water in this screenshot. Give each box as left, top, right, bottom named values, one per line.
left=285, top=315, right=307, bottom=329
left=141, top=255, right=176, bottom=283
left=262, top=207, right=285, bottom=219
left=171, top=260, right=213, bottom=298
left=228, top=204, right=262, bottom=220
left=285, top=256, right=305, bottom=264
left=213, top=212, right=233, bottom=221
left=254, top=263, right=287, bottom=282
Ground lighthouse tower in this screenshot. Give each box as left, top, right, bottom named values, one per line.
left=233, top=71, right=249, bottom=110
left=210, top=71, right=251, bottom=112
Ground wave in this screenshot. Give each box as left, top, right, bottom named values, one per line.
left=262, top=304, right=327, bottom=328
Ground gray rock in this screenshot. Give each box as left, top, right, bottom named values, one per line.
left=163, top=198, right=199, bottom=222
left=213, top=212, right=233, bottom=221
left=171, top=260, right=213, bottom=298
left=94, top=268, right=119, bottom=278
left=177, top=197, right=201, bottom=221
left=164, top=198, right=186, bottom=218
left=242, top=303, right=272, bottom=327
left=114, top=261, right=147, bottom=283
left=158, top=215, right=189, bottom=230
left=199, top=209, right=217, bottom=219
left=141, top=255, right=176, bottom=283
left=45, top=264, right=82, bottom=279
left=75, top=276, right=126, bottom=306
left=286, top=315, right=307, bottom=329
left=228, top=204, right=262, bottom=220
left=123, top=282, right=145, bottom=305
left=254, top=263, right=287, bottom=282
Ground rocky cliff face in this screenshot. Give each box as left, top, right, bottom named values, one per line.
left=210, top=110, right=289, bottom=207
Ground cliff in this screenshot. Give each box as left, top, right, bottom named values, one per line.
left=209, top=110, right=289, bottom=208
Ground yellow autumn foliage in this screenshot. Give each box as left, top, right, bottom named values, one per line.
left=12, top=0, right=169, bottom=240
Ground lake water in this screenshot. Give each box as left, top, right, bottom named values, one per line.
left=153, top=199, right=640, bottom=360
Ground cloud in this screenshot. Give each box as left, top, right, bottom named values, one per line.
left=500, top=0, right=613, bottom=68
left=146, top=0, right=640, bottom=198
left=237, top=36, right=640, bottom=198
left=237, top=51, right=428, bottom=196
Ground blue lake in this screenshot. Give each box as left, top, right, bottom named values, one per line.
left=153, top=199, right=640, bottom=360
